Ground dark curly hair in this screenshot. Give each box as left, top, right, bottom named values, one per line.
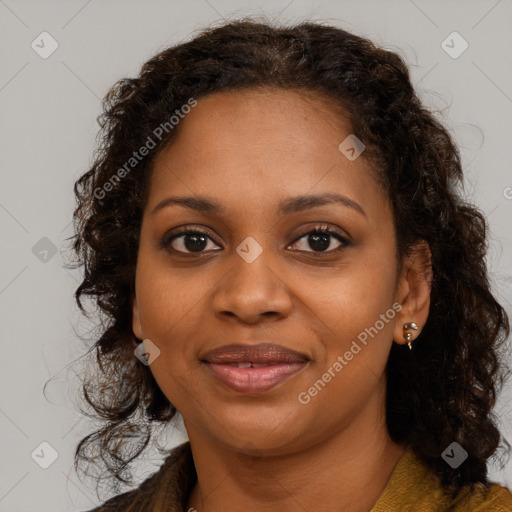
left=67, top=16, right=511, bottom=501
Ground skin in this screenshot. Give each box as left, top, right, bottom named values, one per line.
left=132, top=88, right=432, bottom=512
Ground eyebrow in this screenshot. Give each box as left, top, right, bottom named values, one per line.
left=151, top=192, right=366, bottom=217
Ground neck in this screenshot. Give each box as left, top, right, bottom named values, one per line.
left=184, top=394, right=408, bottom=512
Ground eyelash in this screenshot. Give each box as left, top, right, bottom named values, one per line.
left=160, top=224, right=351, bottom=256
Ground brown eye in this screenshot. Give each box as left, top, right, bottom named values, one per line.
left=161, top=228, right=222, bottom=254
left=289, top=226, right=350, bottom=253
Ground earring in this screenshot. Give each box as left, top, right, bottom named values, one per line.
left=403, top=322, right=419, bottom=350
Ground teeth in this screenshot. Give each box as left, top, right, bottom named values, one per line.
left=231, top=362, right=273, bottom=368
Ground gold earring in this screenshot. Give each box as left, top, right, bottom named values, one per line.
left=403, top=322, right=419, bottom=350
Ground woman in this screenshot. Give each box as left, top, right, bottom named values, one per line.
left=70, top=18, right=512, bottom=511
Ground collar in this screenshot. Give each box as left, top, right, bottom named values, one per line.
left=113, top=441, right=512, bottom=511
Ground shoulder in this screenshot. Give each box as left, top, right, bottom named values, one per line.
left=371, top=447, right=512, bottom=512
left=450, top=481, right=512, bottom=511
left=83, top=467, right=166, bottom=512
left=82, top=441, right=194, bottom=512
left=84, top=487, right=139, bottom=512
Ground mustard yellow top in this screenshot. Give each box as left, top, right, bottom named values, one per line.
left=370, top=448, right=512, bottom=511
left=87, top=441, right=512, bottom=511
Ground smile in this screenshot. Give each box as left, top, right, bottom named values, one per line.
left=203, top=361, right=309, bottom=393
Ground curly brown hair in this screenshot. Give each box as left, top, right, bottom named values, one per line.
left=68, top=16, right=511, bottom=501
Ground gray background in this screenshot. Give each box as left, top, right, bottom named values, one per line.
left=1, top=0, right=511, bottom=510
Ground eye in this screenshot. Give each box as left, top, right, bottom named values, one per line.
left=288, top=225, right=351, bottom=254
left=161, top=224, right=351, bottom=255
left=161, top=227, right=221, bottom=254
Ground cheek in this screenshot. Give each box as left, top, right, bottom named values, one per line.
left=306, top=255, right=397, bottom=331
left=306, top=250, right=398, bottom=370
left=136, top=245, right=196, bottom=321
left=135, top=255, right=216, bottom=367
left=139, top=283, right=199, bottom=352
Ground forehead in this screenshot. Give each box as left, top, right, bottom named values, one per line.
left=161, top=87, right=353, bottom=155
left=147, top=87, right=387, bottom=219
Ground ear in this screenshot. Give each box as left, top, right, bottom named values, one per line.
left=132, top=293, right=143, bottom=340
left=393, top=240, right=432, bottom=347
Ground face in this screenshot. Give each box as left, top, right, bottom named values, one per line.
left=132, top=88, right=419, bottom=455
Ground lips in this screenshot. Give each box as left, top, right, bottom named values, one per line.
left=201, top=343, right=309, bottom=393
left=201, top=343, right=309, bottom=364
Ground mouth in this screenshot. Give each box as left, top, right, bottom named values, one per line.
left=200, top=343, right=310, bottom=394
left=203, top=361, right=309, bottom=393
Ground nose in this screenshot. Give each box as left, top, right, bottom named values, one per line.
left=212, top=250, right=293, bottom=324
